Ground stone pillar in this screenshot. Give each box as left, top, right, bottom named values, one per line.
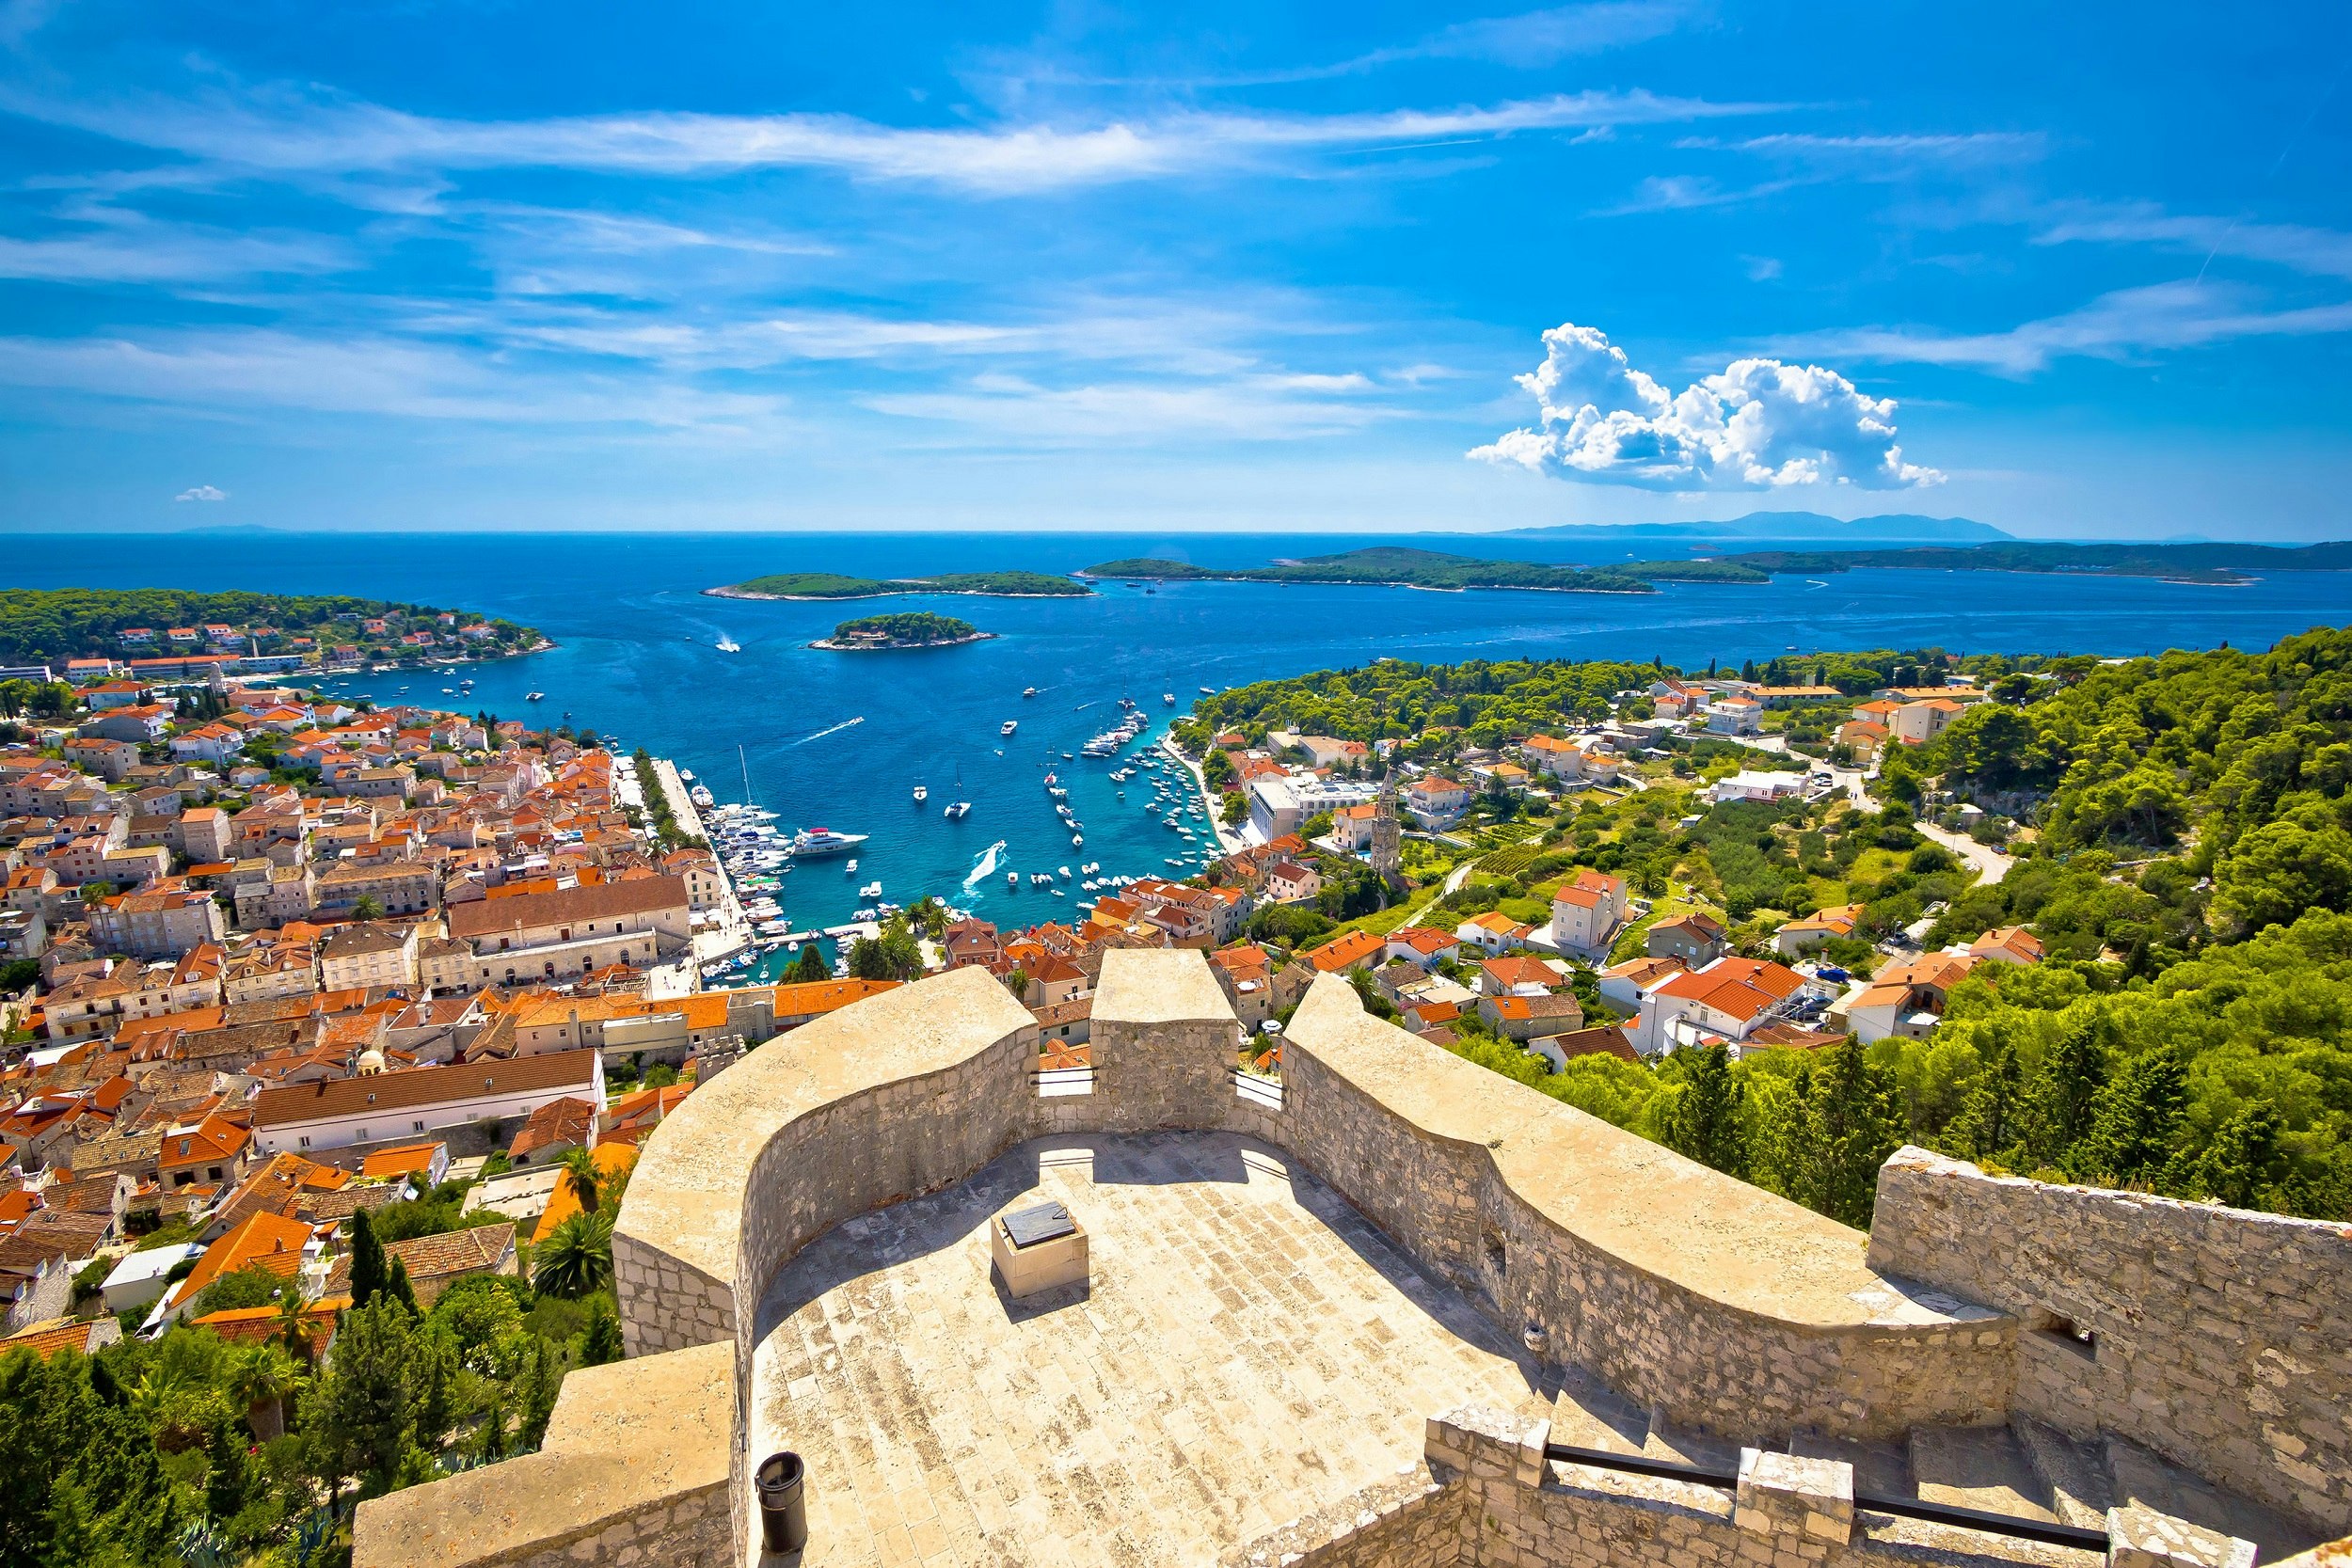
left=2106, top=1505, right=2257, bottom=1568
left=1423, top=1405, right=1551, bottom=1489
left=1088, top=948, right=1241, bottom=1132
left=1734, top=1448, right=1855, bottom=1556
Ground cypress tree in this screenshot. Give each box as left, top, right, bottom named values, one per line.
left=1661, top=1043, right=1750, bottom=1179
left=1806, top=1039, right=1905, bottom=1227
left=2193, top=1104, right=2288, bottom=1211
left=1946, top=1037, right=2024, bottom=1164
left=347, top=1209, right=388, bottom=1309
left=2075, top=1049, right=2188, bottom=1188
left=2025, top=1013, right=2107, bottom=1169
left=581, top=1295, right=625, bottom=1367
left=386, top=1255, right=418, bottom=1315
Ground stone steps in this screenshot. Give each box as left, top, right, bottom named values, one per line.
left=1909, top=1424, right=2057, bottom=1523
left=2104, top=1434, right=2315, bottom=1561
left=1546, top=1374, right=2321, bottom=1561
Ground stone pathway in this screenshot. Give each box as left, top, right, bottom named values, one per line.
left=748, top=1132, right=1549, bottom=1568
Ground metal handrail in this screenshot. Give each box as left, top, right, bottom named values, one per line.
left=1541, top=1442, right=2110, bottom=1553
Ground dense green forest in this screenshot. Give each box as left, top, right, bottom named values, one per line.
left=1223, top=630, right=2352, bottom=1223
left=820, top=611, right=986, bottom=647
left=0, top=590, right=536, bottom=666
left=723, top=570, right=1088, bottom=598
left=0, top=1180, right=623, bottom=1568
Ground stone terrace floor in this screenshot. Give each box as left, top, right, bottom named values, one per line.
left=749, top=1132, right=1551, bottom=1568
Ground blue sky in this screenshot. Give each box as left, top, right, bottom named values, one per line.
left=2, top=0, right=2349, bottom=538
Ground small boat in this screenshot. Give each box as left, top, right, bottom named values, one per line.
left=1163, top=692, right=1174, bottom=705
left=844, top=858, right=858, bottom=875
left=1200, top=686, right=1215, bottom=694
left=913, top=784, right=928, bottom=803
left=717, top=638, right=740, bottom=653
left=1071, top=834, right=1084, bottom=847
left=944, top=800, right=971, bottom=819
left=525, top=691, right=545, bottom=702
left=1007, top=870, right=1020, bottom=887
left=859, top=880, right=882, bottom=899
left=1000, top=720, right=1019, bottom=736
left=1023, top=687, right=1037, bottom=698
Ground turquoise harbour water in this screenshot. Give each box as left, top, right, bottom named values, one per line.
left=9, top=531, right=2349, bottom=951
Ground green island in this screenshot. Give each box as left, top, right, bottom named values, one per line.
left=0, top=588, right=544, bottom=666
left=1704, top=538, right=2352, bottom=586
left=709, top=569, right=1089, bottom=600
left=1086, top=539, right=2352, bottom=594
left=811, top=610, right=992, bottom=650
left=1083, top=546, right=1668, bottom=594
left=1178, top=628, right=2352, bottom=1223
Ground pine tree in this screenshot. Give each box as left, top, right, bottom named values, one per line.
left=1946, top=1037, right=2024, bottom=1164
left=347, top=1209, right=389, bottom=1308
left=304, top=1297, right=416, bottom=1494
left=1660, top=1043, right=1750, bottom=1179
left=2075, top=1049, right=2189, bottom=1188
left=788, top=942, right=828, bottom=984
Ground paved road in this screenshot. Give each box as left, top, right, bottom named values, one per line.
left=1918, top=822, right=2013, bottom=886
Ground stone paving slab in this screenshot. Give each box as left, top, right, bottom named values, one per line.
left=748, top=1132, right=1549, bottom=1568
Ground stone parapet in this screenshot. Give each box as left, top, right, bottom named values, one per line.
left=1279, top=974, right=2012, bottom=1441
left=1867, top=1146, right=2352, bottom=1534
left=353, top=1340, right=733, bottom=1568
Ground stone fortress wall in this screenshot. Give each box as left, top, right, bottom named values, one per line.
left=356, top=951, right=2352, bottom=1568
left=1869, top=1147, right=2352, bottom=1534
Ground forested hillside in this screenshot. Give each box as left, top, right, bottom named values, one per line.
left=1208, top=630, right=2352, bottom=1222
left=0, top=589, right=535, bottom=665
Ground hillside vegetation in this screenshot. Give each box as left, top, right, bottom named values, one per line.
left=1205, top=630, right=2352, bottom=1223
left=1084, top=546, right=1661, bottom=594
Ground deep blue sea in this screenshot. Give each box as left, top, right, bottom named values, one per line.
left=9, top=531, right=2349, bottom=963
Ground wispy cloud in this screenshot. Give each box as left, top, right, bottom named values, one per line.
left=863, top=371, right=1397, bottom=444
left=1340, top=1, right=1699, bottom=71
left=8, top=82, right=1782, bottom=194
left=1680, top=131, right=2046, bottom=164
left=173, top=483, right=226, bottom=501
left=2032, top=200, right=2352, bottom=281
left=1781, top=281, right=2352, bottom=375
left=0, top=328, right=787, bottom=426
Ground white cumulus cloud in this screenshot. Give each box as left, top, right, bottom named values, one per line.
left=174, top=483, right=227, bottom=500
left=1469, top=322, right=1941, bottom=489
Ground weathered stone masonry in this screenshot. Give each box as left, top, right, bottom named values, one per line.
left=1869, top=1146, right=2352, bottom=1533
left=360, top=952, right=2352, bottom=1567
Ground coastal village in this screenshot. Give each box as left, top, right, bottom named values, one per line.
left=0, top=623, right=2043, bottom=1372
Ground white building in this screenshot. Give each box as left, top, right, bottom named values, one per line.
left=249, top=1048, right=605, bottom=1155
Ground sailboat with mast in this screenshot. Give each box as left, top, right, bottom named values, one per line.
left=943, top=759, right=972, bottom=819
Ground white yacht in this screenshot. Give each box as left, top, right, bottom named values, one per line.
left=913, top=784, right=928, bottom=803
left=1000, top=720, right=1019, bottom=736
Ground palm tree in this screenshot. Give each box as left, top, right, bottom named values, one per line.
left=557, top=1146, right=600, bottom=1213
left=532, top=1210, right=614, bottom=1299
left=272, top=1287, right=317, bottom=1361
left=224, top=1342, right=303, bottom=1442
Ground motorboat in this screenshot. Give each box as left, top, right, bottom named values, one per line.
left=1163, top=692, right=1174, bottom=705
left=789, top=828, right=867, bottom=857
left=1023, top=687, right=1037, bottom=698
left=913, top=784, right=928, bottom=803
left=1200, top=686, right=1215, bottom=694
left=1007, top=870, right=1020, bottom=887
left=526, top=691, right=545, bottom=702
left=843, top=859, right=858, bottom=876
left=1000, top=721, right=1019, bottom=736
left=859, top=880, right=882, bottom=899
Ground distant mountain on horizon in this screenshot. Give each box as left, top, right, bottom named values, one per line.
left=1492, top=511, right=2012, bottom=546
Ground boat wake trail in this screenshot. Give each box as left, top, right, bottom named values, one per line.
left=790, top=716, right=866, bottom=746
left=963, top=840, right=1009, bottom=891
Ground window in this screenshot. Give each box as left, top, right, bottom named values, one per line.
left=297, top=1135, right=310, bottom=1148
left=414, top=1120, right=425, bottom=1132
